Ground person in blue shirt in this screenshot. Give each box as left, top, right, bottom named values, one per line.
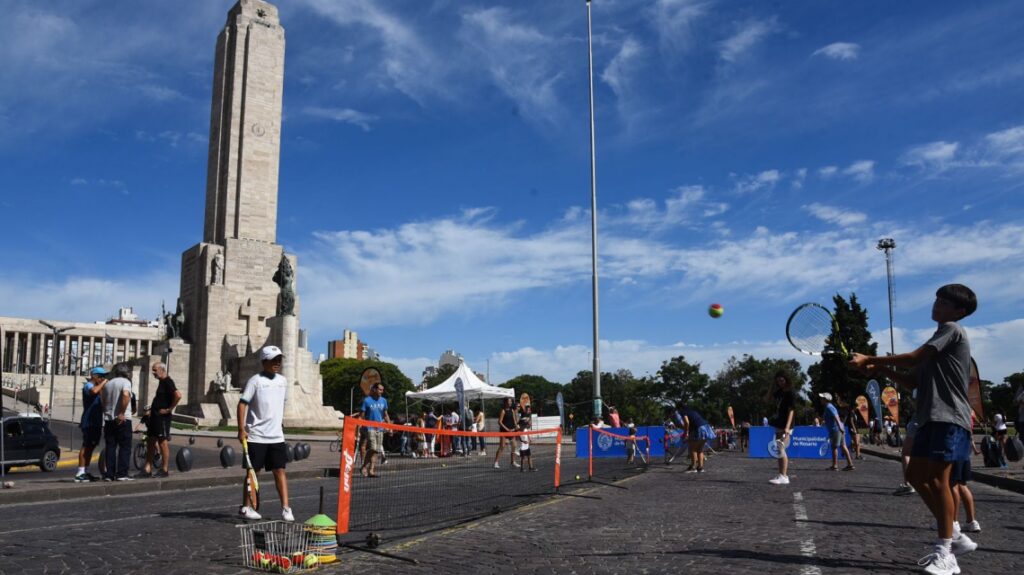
left=359, top=382, right=390, bottom=478
left=74, top=367, right=108, bottom=482
left=820, top=392, right=855, bottom=471
left=675, top=403, right=714, bottom=474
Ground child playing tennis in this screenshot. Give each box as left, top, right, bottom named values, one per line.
left=849, top=284, right=977, bottom=575
left=518, top=419, right=537, bottom=472
left=625, top=426, right=637, bottom=464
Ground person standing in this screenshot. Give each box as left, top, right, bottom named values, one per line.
left=100, top=364, right=134, bottom=482
left=359, top=382, right=390, bottom=477
left=237, top=346, right=293, bottom=522
left=473, top=408, right=486, bottom=456
left=494, top=397, right=519, bottom=469
left=137, top=362, right=181, bottom=478
left=993, top=411, right=1009, bottom=468
left=74, top=367, right=107, bottom=482
left=820, top=393, right=855, bottom=471
left=608, top=406, right=621, bottom=428
left=676, top=404, right=714, bottom=473
left=845, top=406, right=863, bottom=460
left=850, top=284, right=978, bottom=575
left=766, top=371, right=796, bottom=485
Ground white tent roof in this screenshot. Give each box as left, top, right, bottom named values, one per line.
left=405, top=361, right=514, bottom=402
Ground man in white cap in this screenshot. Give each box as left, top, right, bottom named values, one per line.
left=821, top=392, right=855, bottom=471
left=238, top=345, right=293, bottom=521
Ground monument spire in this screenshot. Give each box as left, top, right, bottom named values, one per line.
left=203, top=0, right=285, bottom=245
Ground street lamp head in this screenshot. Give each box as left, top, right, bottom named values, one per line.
left=876, top=238, right=896, bottom=251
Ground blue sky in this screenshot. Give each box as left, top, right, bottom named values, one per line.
left=2, top=0, right=1023, bottom=387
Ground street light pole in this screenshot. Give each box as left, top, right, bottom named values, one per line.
left=39, top=321, right=73, bottom=422
left=586, top=0, right=602, bottom=421
left=876, top=239, right=897, bottom=355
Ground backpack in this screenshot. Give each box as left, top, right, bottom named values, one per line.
left=980, top=436, right=1001, bottom=467
left=1005, top=436, right=1024, bottom=463
left=130, top=392, right=137, bottom=415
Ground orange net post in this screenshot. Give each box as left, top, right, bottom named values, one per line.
left=335, top=416, right=358, bottom=536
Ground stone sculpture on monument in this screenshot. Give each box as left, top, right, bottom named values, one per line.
left=133, top=0, right=341, bottom=428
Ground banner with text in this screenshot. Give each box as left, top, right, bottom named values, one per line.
left=748, top=426, right=850, bottom=459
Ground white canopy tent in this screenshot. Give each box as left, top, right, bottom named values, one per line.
left=405, top=361, right=515, bottom=403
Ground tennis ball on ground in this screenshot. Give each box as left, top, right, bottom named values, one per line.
left=442, top=463, right=447, bottom=468
left=575, top=474, right=581, bottom=480
left=291, top=552, right=304, bottom=565
left=303, top=555, right=320, bottom=568
left=708, top=303, right=724, bottom=318
left=258, top=554, right=271, bottom=569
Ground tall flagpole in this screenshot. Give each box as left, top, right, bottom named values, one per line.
left=586, top=0, right=602, bottom=421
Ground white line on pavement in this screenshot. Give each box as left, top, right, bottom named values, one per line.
left=793, top=491, right=823, bottom=575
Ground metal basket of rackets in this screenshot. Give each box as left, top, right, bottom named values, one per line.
left=238, top=520, right=318, bottom=572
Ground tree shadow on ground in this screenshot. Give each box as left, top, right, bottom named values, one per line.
left=796, top=518, right=919, bottom=530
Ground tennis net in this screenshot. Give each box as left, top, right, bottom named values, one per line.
left=582, top=425, right=650, bottom=483
left=335, top=417, right=562, bottom=539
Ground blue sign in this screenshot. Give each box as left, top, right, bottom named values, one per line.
left=575, top=426, right=667, bottom=458
left=748, top=426, right=850, bottom=459
left=867, top=379, right=883, bottom=423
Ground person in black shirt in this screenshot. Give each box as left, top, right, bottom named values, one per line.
left=493, top=397, right=520, bottom=469
left=137, top=362, right=181, bottom=478
left=764, top=371, right=796, bottom=485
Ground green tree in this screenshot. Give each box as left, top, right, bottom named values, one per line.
left=807, top=293, right=878, bottom=406
left=320, top=358, right=415, bottom=418
left=713, top=355, right=807, bottom=425
left=987, top=371, right=1023, bottom=423
left=500, top=374, right=563, bottom=416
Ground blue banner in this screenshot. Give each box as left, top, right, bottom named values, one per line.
left=575, top=426, right=667, bottom=458
left=748, top=426, right=850, bottom=459
left=867, top=379, right=883, bottom=424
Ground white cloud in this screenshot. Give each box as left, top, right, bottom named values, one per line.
left=615, top=185, right=727, bottom=230
left=793, top=168, right=807, bottom=187
left=304, top=107, right=378, bottom=131
left=984, top=124, right=1024, bottom=172
left=298, top=0, right=449, bottom=102
left=843, top=160, right=875, bottom=183
left=718, top=17, right=781, bottom=63
left=733, top=169, right=781, bottom=193
left=0, top=272, right=176, bottom=325
left=818, top=165, right=838, bottom=178
left=902, top=141, right=959, bottom=172
left=804, top=203, right=868, bottom=227
left=650, top=0, right=713, bottom=55
left=601, top=36, right=646, bottom=130
left=460, top=7, right=565, bottom=128
left=812, top=42, right=861, bottom=61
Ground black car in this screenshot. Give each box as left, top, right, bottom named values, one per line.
left=1, top=415, right=62, bottom=473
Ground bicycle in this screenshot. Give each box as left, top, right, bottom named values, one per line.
left=133, top=422, right=163, bottom=471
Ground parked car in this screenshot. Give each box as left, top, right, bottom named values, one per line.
left=1, top=414, right=61, bottom=473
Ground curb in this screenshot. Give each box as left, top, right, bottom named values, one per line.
left=860, top=446, right=1024, bottom=496
left=0, top=467, right=331, bottom=506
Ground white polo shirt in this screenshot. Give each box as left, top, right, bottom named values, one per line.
left=240, top=372, right=287, bottom=444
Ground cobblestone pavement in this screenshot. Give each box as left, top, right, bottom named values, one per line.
left=0, top=451, right=1020, bottom=574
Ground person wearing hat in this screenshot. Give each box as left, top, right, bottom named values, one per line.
left=821, top=392, right=855, bottom=471
left=74, top=367, right=108, bottom=482
left=237, top=345, right=293, bottom=522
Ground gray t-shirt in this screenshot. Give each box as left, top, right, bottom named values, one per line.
left=101, top=377, right=133, bottom=422
left=915, top=322, right=971, bottom=431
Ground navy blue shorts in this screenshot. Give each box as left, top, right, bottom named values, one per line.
left=950, top=459, right=972, bottom=484
left=910, top=422, right=971, bottom=462
left=81, top=426, right=102, bottom=448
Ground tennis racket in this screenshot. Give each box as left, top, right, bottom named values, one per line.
left=786, top=303, right=849, bottom=358
left=767, top=434, right=791, bottom=459
left=241, top=438, right=260, bottom=511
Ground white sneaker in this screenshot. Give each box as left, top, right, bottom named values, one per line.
left=512, top=461, right=521, bottom=468
left=281, top=507, right=295, bottom=522
left=950, top=533, right=977, bottom=555
left=685, top=468, right=698, bottom=474
left=962, top=520, right=981, bottom=533
left=493, top=462, right=500, bottom=469
left=239, top=506, right=262, bottom=520
left=768, top=474, right=790, bottom=485
left=918, top=551, right=960, bottom=575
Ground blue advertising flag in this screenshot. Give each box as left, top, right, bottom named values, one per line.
left=556, top=391, right=564, bottom=429
left=454, top=377, right=465, bottom=430
left=867, top=379, right=883, bottom=423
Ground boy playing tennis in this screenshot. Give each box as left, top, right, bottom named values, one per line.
left=518, top=419, right=536, bottom=472
left=849, top=284, right=977, bottom=575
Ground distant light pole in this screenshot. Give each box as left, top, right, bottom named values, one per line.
left=585, top=0, right=602, bottom=421
left=876, top=239, right=897, bottom=356
left=39, top=321, right=73, bottom=421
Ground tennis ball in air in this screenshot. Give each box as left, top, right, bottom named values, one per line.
left=575, top=474, right=581, bottom=480
left=708, top=303, right=724, bottom=318
left=303, top=555, right=320, bottom=568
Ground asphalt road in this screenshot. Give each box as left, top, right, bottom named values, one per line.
left=0, top=449, right=1020, bottom=574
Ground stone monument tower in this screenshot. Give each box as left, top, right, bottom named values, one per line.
left=150, top=0, right=341, bottom=427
